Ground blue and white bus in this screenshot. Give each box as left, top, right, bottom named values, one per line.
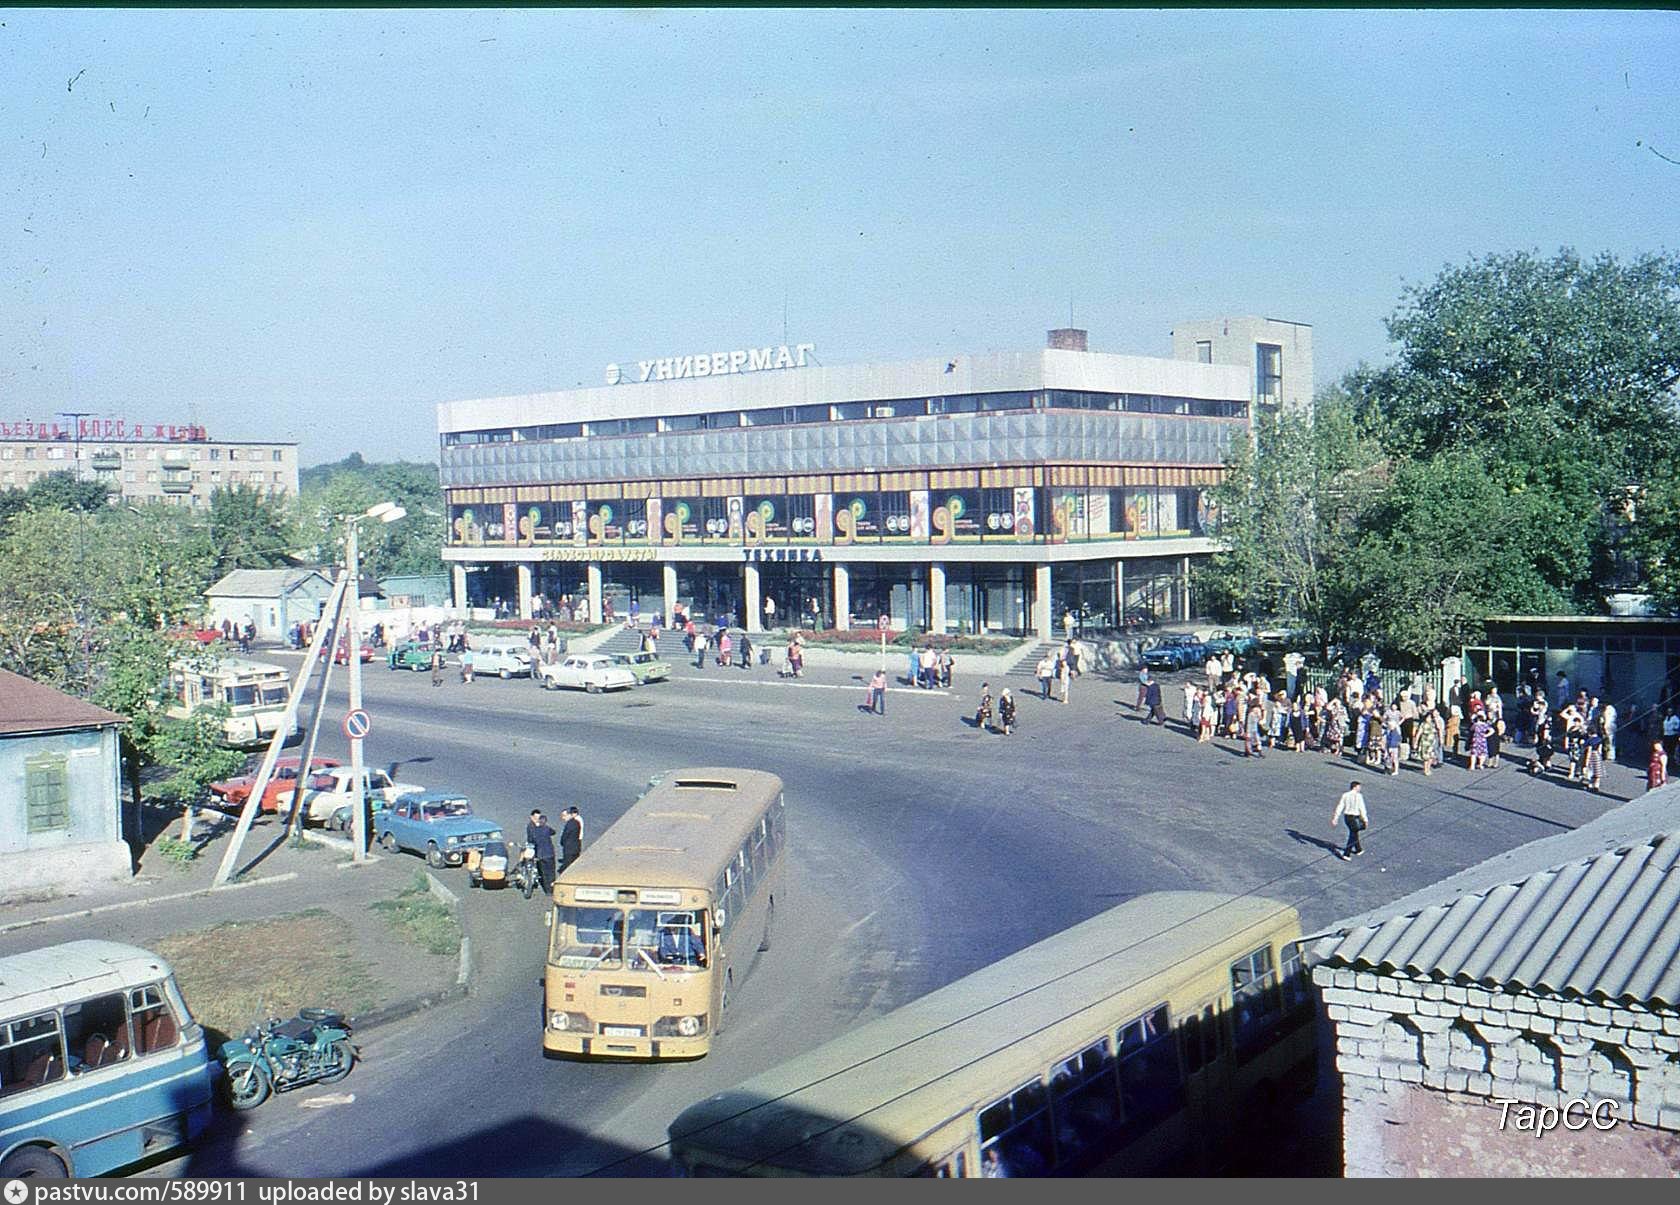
left=0, top=941, right=215, bottom=1178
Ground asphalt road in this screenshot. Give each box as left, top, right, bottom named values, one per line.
left=160, top=656, right=1637, bottom=1177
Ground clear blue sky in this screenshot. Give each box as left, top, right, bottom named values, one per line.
left=3, top=9, right=1675, bottom=466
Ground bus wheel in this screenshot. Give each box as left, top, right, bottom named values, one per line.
left=0, top=1145, right=68, bottom=1178
left=758, top=897, right=773, bottom=953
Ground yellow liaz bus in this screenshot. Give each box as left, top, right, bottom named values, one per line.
left=545, top=768, right=785, bottom=1060
left=667, top=891, right=1315, bottom=1176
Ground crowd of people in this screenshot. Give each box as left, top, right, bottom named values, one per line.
left=1156, top=660, right=1657, bottom=796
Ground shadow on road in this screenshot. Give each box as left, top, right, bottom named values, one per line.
left=1284, top=827, right=1345, bottom=858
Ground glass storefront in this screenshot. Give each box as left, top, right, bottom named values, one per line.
left=942, top=564, right=1030, bottom=636
left=1122, top=556, right=1188, bottom=623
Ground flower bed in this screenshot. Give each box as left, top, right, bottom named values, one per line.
left=789, top=628, right=1027, bottom=654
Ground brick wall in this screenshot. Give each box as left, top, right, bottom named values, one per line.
left=1312, top=965, right=1680, bottom=1176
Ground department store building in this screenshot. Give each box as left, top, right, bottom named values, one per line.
left=438, top=318, right=1311, bottom=637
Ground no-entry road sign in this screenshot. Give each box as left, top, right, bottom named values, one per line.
left=343, top=709, right=371, bottom=740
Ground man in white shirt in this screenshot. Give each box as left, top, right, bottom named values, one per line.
left=1331, top=781, right=1369, bottom=860
left=1601, top=701, right=1618, bottom=761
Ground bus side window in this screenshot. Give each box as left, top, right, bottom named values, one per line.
left=130, top=985, right=179, bottom=1054
left=1278, top=941, right=1312, bottom=1013
left=1231, top=944, right=1280, bottom=1055
left=1049, top=1038, right=1119, bottom=1164
left=1181, top=1004, right=1224, bottom=1073
left=0, top=1012, right=66, bottom=1096
left=923, top=1150, right=966, bottom=1177
left=738, top=846, right=754, bottom=896
left=62, top=993, right=130, bottom=1071
left=1118, top=1004, right=1181, bottom=1129
left=977, top=1078, right=1052, bottom=1177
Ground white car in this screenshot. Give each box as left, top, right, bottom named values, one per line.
left=304, top=767, right=425, bottom=827
left=463, top=644, right=534, bottom=679
left=537, top=654, right=637, bottom=693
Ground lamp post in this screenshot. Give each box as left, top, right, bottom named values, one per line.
left=342, top=501, right=407, bottom=862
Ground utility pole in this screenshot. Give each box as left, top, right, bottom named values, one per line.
left=345, top=520, right=368, bottom=863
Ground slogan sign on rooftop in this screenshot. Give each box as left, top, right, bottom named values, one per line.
left=606, top=343, right=815, bottom=386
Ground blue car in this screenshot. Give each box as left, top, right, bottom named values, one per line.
left=374, top=790, right=503, bottom=867
left=1203, top=629, right=1260, bottom=658
left=1141, top=638, right=1208, bottom=672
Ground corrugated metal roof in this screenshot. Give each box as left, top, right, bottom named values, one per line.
left=0, top=668, right=126, bottom=735
left=205, top=568, right=331, bottom=598
left=1307, top=784, right=1680, bottom=1005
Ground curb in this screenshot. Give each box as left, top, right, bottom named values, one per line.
left=0, top=872, right=300, bottom=935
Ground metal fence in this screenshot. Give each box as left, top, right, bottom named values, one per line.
left=1299, top=664, right=1445, bottom=701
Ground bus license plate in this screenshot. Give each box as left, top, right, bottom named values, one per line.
left=603, top=1025, right=644, bottom=1038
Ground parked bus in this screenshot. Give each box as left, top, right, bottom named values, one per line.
left=0, top=941, right=215, bottom=1178
left=667, top=891, right=1315, bottom=1176
left=545, top=768, right=785, bottom=1060
left=166, top=656, right=297, bottom=748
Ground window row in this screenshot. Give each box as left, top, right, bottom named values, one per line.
left=442, top=390, right=1248, bottom=447
left=0, top=985, right=181, bottom=1098
left=713, top=797, right=785, bottom=932
left=449, top=486, right=1209, bottom=548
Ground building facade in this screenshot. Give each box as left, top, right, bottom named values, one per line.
left=204, top=568, right=335, bottom=643
left=438, top=319, right=1310, bottom=637
left=0, top=669, right=132, bottom=903
left=0, top=417, right=299, bottom=507
left=1307, top=786, right=1680, bottom=1176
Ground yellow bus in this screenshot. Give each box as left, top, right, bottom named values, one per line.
left=667, top=891, right=1315, bottom=1176
left=165, top=656, right=298, bottom=748
left=545, top=768, right=785, bottom=1060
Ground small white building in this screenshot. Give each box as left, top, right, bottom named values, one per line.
left=0, top=669, right=131, bottom=902
left=204, top=568, right=334, bottom=643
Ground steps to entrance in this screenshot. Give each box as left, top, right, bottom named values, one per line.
left=1005, top=642, right=1060, bottom=678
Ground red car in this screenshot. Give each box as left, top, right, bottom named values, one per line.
left=209, top=756, right=343, bottom=813
left=332, top=642, right=376, bottom=665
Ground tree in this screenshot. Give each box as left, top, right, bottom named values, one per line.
left=1629, top=463, right=1680, bottom=614
left=0, top=470, right=113, bottom=535
left=207, top=485, right=298, bottom=579
left=1198, top=389, right=1384, bottom=650
left=296, top=457, right=443, bottom=580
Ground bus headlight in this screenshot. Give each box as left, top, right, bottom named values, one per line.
left=654, top=1014, right=707, bottom=1037
left=549, top=1010, right=568, bottom=1031
left=549, top=1010, right=590, bottom=1032
left=677, top=1015, right=702, bottom=1037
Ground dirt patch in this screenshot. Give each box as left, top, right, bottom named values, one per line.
left=155, top=910, right=384, bottom=1036
left=370, top=872, right=463, bottom=956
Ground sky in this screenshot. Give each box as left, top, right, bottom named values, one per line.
left=2, top=8, right=1676, bottom=466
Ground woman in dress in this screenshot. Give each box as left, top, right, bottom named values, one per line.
left=1468, top=713, right=1492, bottom=770
left=1198, top=690, right=1216, bottom=743
left=1290, top=696, right=1307, bottom=752
left=1445, top=705, right=1462, bottom=763
left=1649, top=740, right=1669, bottom=793
left=1531, top=715, right=1554, bottom=776
left=1582, top=718, right=1605, bottom=792
left=1383, top=704, right=1403, bottom=776
left=1323, top=697, right=1346, bottom=759
left=1414, top=703, right=1439, bottom=775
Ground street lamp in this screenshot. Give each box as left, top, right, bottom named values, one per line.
left=341, top=502, right=408, bottom=862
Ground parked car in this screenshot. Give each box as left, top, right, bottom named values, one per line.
left=332, top=641, right=376, bottom=665
left=299, top=766, right=425, bottom=827
left=1141, top=637, right=1208, bottom=672
left=611, top=649, right=672, bottom=685
left=387, top=641, right=435, bottom=671
left=1202, top=629, right=1260, bottom=658
left=536, top=654, right=637, bottom=693
left=373, top=791, right=502, bottom=867
left=209, top=755, right=341, bottom=812
left=466, top=644, right=534, bottom=679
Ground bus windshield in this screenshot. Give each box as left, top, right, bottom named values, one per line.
left=223, top=684, right=257, bottom=707
left=552, top=907, right=708, bottom=972
left=258, top=685, right=289, bottom=706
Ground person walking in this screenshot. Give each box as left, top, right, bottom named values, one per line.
left=975, top=682, right=995, bottom=732
left=938, top=649, right=954, bottom=689
left=431, top=648, right=444, bottom=688
left=693, top=627, right=709, bottom=669
left=460, top=647, right=475, bottom=685
left=867, top=668, right=887, bottom=715
left=998, top=688, right=1017, bottom=735
left=1414, top=703, right=1440, bottom=776
left=739, top=631, right=753, bottom=669
left=717, top=628, right=733, bottom=668
left=558, top=806, right=583, bottom=874
left=1648, top=740, right=1669, bottom=793
left=526, top=810, right=557, bottom=896
left=1244, top=696, right=1264, bottom=758
left=1058, top=652, right=1072, bottom=705
left=1331, top=781, right=1369, bottom=860
left=1144, top=675, right=1166, bottom=725
left=1036, top=653, right=1055, bottom=701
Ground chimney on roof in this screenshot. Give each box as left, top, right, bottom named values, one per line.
left=1047, top=328, right=1088, bottom=352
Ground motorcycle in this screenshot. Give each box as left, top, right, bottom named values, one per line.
left=511, top=842, right=543, bottom=900
left=220, top=1007, right=357, bottom=1110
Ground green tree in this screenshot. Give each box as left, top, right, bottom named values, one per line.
left=296, top=456, right=442, bottom=579
left=1198, top=390, right=1384, bottom=650
left=207, top=485, right=299, bottom=578
left=1629, top=464, right=1680, bottom=614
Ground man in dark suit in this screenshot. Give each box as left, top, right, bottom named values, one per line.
left=526, top=809, right=557, bottom=895
left=559, top=807, right=583, bottom=875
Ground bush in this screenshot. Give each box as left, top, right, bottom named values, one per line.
left=155, top=836, right=198, bottom=864
left=792, top=628, right=1026, bottom=653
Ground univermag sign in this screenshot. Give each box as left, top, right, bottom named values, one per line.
left=606, top=343, right=815, bottom=385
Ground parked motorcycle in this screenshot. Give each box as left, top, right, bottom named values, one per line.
left=220, top=1007, right=357, bottom=1110
left=511, top=842, right=543, bottom=900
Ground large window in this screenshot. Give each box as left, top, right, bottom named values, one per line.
left=1230, top=944, right=1281, bottom=1056
left=25, top=753, right=70, bottom=833
left=0, top=1013, right=64, bottom=1096
left=1257, top=343, right=1283, bottom=406
left=1117, top=1005, right=1181, bottom=1131
left=978, top=1078, right=1053, bottom=1177
left=1050, top=1040, right=1122, bottom=1165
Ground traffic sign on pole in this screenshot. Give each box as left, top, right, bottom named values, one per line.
left=343, top=709, right=371, bottom=740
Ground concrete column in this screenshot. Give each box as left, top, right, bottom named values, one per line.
left=586, top=563, right=603, bottom=624
left=1181, top=556, right=1192, bottom=621
left=516, top=563, right=533, bottom=620
left=662, top=562, right=678, bottom=628
left=1033, top=563, right=1052, bottom=640
left=744, top=563, right=762, bottom=634
left=451, top=564, right=468, bottom=611
left=1114, top=559, right=1126, bottom=629
left=833, top=563, right=851, bottom=631
left=929, top=563, right=948, bottom=635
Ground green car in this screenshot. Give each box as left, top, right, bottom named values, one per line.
left=612, top=650, right=672, bottom=684
left=388, top=641, right=434, bottom=671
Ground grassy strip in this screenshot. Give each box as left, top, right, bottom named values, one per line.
left=369, top=872, right=462, bottom=957
left=155, top=910, right=382, bottom=1037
